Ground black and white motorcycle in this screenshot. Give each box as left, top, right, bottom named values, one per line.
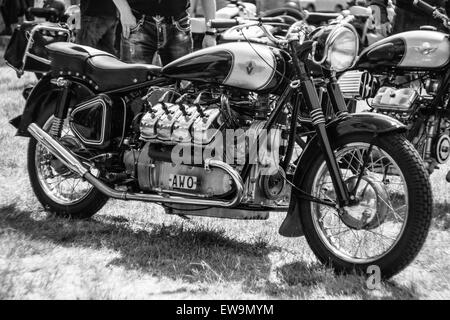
left=8, top=16, right=432, bottom=279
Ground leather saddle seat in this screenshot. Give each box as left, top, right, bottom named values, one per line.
left=46, top=42, right=161, bottom=91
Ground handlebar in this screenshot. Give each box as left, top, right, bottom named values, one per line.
left=413, top=0, right=436, bottom=15
left=413, top=0, right=450, bottom=28
left=208, top=19, right=240, bottom=29
left=207, top=17, right=284, bottom=29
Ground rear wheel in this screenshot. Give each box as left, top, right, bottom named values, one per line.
left=28, top=107, right=108, bottom=219
left=298, top=133, right=432, bottom=278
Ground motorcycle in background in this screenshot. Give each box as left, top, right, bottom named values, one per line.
left=339, top=0, right=450, bottom=177
left=191, top=0, right=258, bottom=49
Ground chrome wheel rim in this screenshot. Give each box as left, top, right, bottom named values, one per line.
left=34, top=117, right=95, bottom=205
left=311, top=143, right=408, bottom=264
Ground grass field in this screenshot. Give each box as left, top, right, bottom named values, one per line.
left=0, top=55, right=449, bottom=300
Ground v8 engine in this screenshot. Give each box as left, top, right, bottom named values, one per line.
left=121, top=86, right=291, bottom=210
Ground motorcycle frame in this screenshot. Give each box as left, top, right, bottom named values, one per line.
left=426, top=68, right=450, bottom=112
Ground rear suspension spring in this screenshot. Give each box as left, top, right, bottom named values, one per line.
left=49, top=117, right=64, bottom=138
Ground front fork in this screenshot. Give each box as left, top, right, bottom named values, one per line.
left=289, top=40, right=352, bottom=207
left=300, top=78, right=351, bottom=207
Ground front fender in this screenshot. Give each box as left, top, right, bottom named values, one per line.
left=279, top=112, right=406, bottom=237
left=10, top=75, right=94, bottom=137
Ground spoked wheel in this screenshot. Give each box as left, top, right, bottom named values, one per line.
left=28, top=108, right=108, bottom=219
left=299, top=133, right=432, bottom=278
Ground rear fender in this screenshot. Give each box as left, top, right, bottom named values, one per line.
left=10, top=75, right=94, bottom=137
left=279, top=112, right=406, bottom=237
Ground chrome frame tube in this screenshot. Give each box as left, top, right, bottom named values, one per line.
left=14, top=25, right=71, bottom=77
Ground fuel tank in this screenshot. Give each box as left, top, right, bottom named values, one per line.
left=161, top=42, right=288, bottom=93
left=355, top=31, right=450, bottom=70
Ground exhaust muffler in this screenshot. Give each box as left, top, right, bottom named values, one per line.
left=28, top=123, right=244, bottom=208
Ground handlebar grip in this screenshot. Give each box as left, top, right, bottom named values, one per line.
left=413, top=0, right=436, bottom=15
left=208, top=19, right=240, bottom=29
left=208, top=17, right=284, bottom=29
left=255, top=17, right=284, bottom=23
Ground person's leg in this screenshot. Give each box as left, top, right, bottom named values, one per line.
left=98, top=17, right=118, bottom=56
left=0, top=0, right=19, bottom=34
left=115, top=22, right=122, bottom=56
left=120, top=18, right=157, bottom=64
left=158, top=16, right=193, bottom=66
left=76, top=15, right=106, bottom=49
left=24, top=0, right=34, bottom=20
left=0, top=9, right=11, bottom=34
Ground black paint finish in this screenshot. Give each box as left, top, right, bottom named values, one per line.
left=162, top=50, right=233, bottom=84
left=355, top=38, right=406, bottom=70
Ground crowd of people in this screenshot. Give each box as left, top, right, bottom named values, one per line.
left=1, top=0, right=450, bottom=65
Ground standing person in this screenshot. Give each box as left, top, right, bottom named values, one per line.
left=19, top=0, right=35, bottom=20
left=76, top=0, right=118, bottom=55
left=0, top=0, right=20, bottom=35
left=393, top=0, right=449, bottom=33
left=368, top=0, right=392, bottom=37
left=112, top=0, right=217, bottom=65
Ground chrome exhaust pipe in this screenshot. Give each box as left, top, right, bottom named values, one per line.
left=27, top=123, right=244, bottom=208
left=28, top=123, right=89, bottom=177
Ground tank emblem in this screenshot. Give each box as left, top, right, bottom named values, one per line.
left=246, top=61, right=255, bottom=75
left=414, top=42, right=438, bottom=56
left=223, top=42, right=276, bottom=90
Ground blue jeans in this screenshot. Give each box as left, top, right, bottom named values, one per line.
left=76, top=15, right=118, bottom=56
left=120, top=14, right=193, bottom=65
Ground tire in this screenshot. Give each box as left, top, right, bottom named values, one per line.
left=298, top=133, right=432, bottom=279
left=27, top=107, right=108, bottom=219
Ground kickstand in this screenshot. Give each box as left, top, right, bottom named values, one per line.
left=164, top=206, right=191, bottom=220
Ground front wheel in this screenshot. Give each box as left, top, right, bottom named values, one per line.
left=298, top=133, right=432, bottom=279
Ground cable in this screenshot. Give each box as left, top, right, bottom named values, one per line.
left=239, top=26, right=294, bottom=84
left=276, top=167, right=337, bottom=208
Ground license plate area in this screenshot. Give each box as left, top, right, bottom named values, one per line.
left=169, top=174, right=198, bottom=190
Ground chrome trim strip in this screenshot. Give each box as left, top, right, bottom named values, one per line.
left=69, top=97, right=107, bottom=146
left=21, top=25, right=71, bottom=75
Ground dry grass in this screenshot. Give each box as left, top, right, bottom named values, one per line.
left=0, top=55, right=449, bottom=300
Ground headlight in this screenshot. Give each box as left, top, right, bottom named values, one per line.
left=312, top=24, right=359, bottom=72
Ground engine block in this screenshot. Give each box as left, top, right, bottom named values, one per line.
left=140, top=102, right=222, bottom=145
left=123, top=143, right=234, bottom=197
